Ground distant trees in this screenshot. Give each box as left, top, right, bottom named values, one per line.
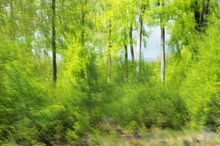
left=194, top=0, right=210, bottom=32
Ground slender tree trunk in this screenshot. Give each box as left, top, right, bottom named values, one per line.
left=129, top=25, right=134, bottom=63
left=160, top=22, right=165, bottom=83
left=80, top=0, right=86, bottom=78
left=52, top=0, right=57, bottom=83
left=107, top=22, right=112, bottom=83
left=124, top=29, right=128, bottom=65
left=108, top=49, right=111, bottom=83
left=159, top=0, right=165, bottom=83
left=136, top=3, right=142, bottom=78
left=124, top=43, right=128, bottom=80
left=124, top=44, right=128, bottom=63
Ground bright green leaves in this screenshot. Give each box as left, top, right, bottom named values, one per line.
left=166, top=1, right=196, bottom=55
left=175, top=16, right=220, bottom=129
left=0, top=0, right=220, bottom=144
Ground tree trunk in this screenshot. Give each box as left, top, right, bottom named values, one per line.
left=80, top=0, right=86, bottom=78
left=194, top=0, right=210, bottom=32
left=107, top=22, right=112, bottom=83
left=124, top=44, right=128, bottom=80
left=159, top=0, right=165, bottom=83
left=136, top=4, right=142, bottom=79
left=124, top=44, right=128, bottom=63
left=194, top=0, right=201, bottom=31
left=129, top=25, right=134, bottom=62
left=201, top=0, right=210, bottom=30
left=124, top=29, right=128, bottom=67
left=160, top=22, right=165, bottom=83
left=52, top=0, right=57, bottom=83
left=107, top=50, right=111, bottom=83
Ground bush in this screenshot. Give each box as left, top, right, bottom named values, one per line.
left=101, top=83, right=189, bottom=130
left=205, top=95, right=220, bottom=131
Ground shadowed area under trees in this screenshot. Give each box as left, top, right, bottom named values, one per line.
left=0, top=0, right=220, bottom=145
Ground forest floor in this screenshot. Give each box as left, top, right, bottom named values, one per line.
left=2, top=128, right=220, bottom=146
left=92, top=128, right=220, bottom=146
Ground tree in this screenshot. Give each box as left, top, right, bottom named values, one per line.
left=52, top=0, right=57, bottom=83
left=136, top=0, right=143, bottom=78
left=194, top=0, right=210, bottom=32
left=129, top=25, right=135, bottom=62
left=167, top=0, right=197, bottom=56
left=79, top=0, right=88, bottom=79
left=107, top=21, right=112, bottom=83
left=159, top=0, right=165, bottom=83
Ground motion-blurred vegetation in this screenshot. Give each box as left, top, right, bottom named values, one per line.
left=0, top=0, right=220, bottom=145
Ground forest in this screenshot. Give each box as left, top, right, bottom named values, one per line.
left=1, top=0, right=220, bottom=145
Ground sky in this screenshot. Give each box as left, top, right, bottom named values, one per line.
left=143, top=26, right=171, bottom=60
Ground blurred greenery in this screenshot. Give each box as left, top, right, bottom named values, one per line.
left=0, top=0, right=220, bottom=145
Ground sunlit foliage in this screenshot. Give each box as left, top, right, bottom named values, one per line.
left=0, top=0, right=220, bottom=145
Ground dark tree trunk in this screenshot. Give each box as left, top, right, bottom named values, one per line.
left=52, top=0, right=57, bottom=83
left=194, top=0, right=201, bottom=31
left=129, top=25, right=134, bottom=63
left=194, top=0, right=210, bottom=32
left=124, top=29, right=128, bottom=63
left=124, top=44, right=128, bottom=63
left=124, top=44, right=128, bottom=80
left=201, top=0, right=210, bottom=29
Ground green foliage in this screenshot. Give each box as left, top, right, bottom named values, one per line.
left=100, top=83, right=189, bottom=130
left=165, top=14, right=220, bottom=130
left=205, top=95, right=220, bottom=131
left=0, top=0, right=220, bottom=145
